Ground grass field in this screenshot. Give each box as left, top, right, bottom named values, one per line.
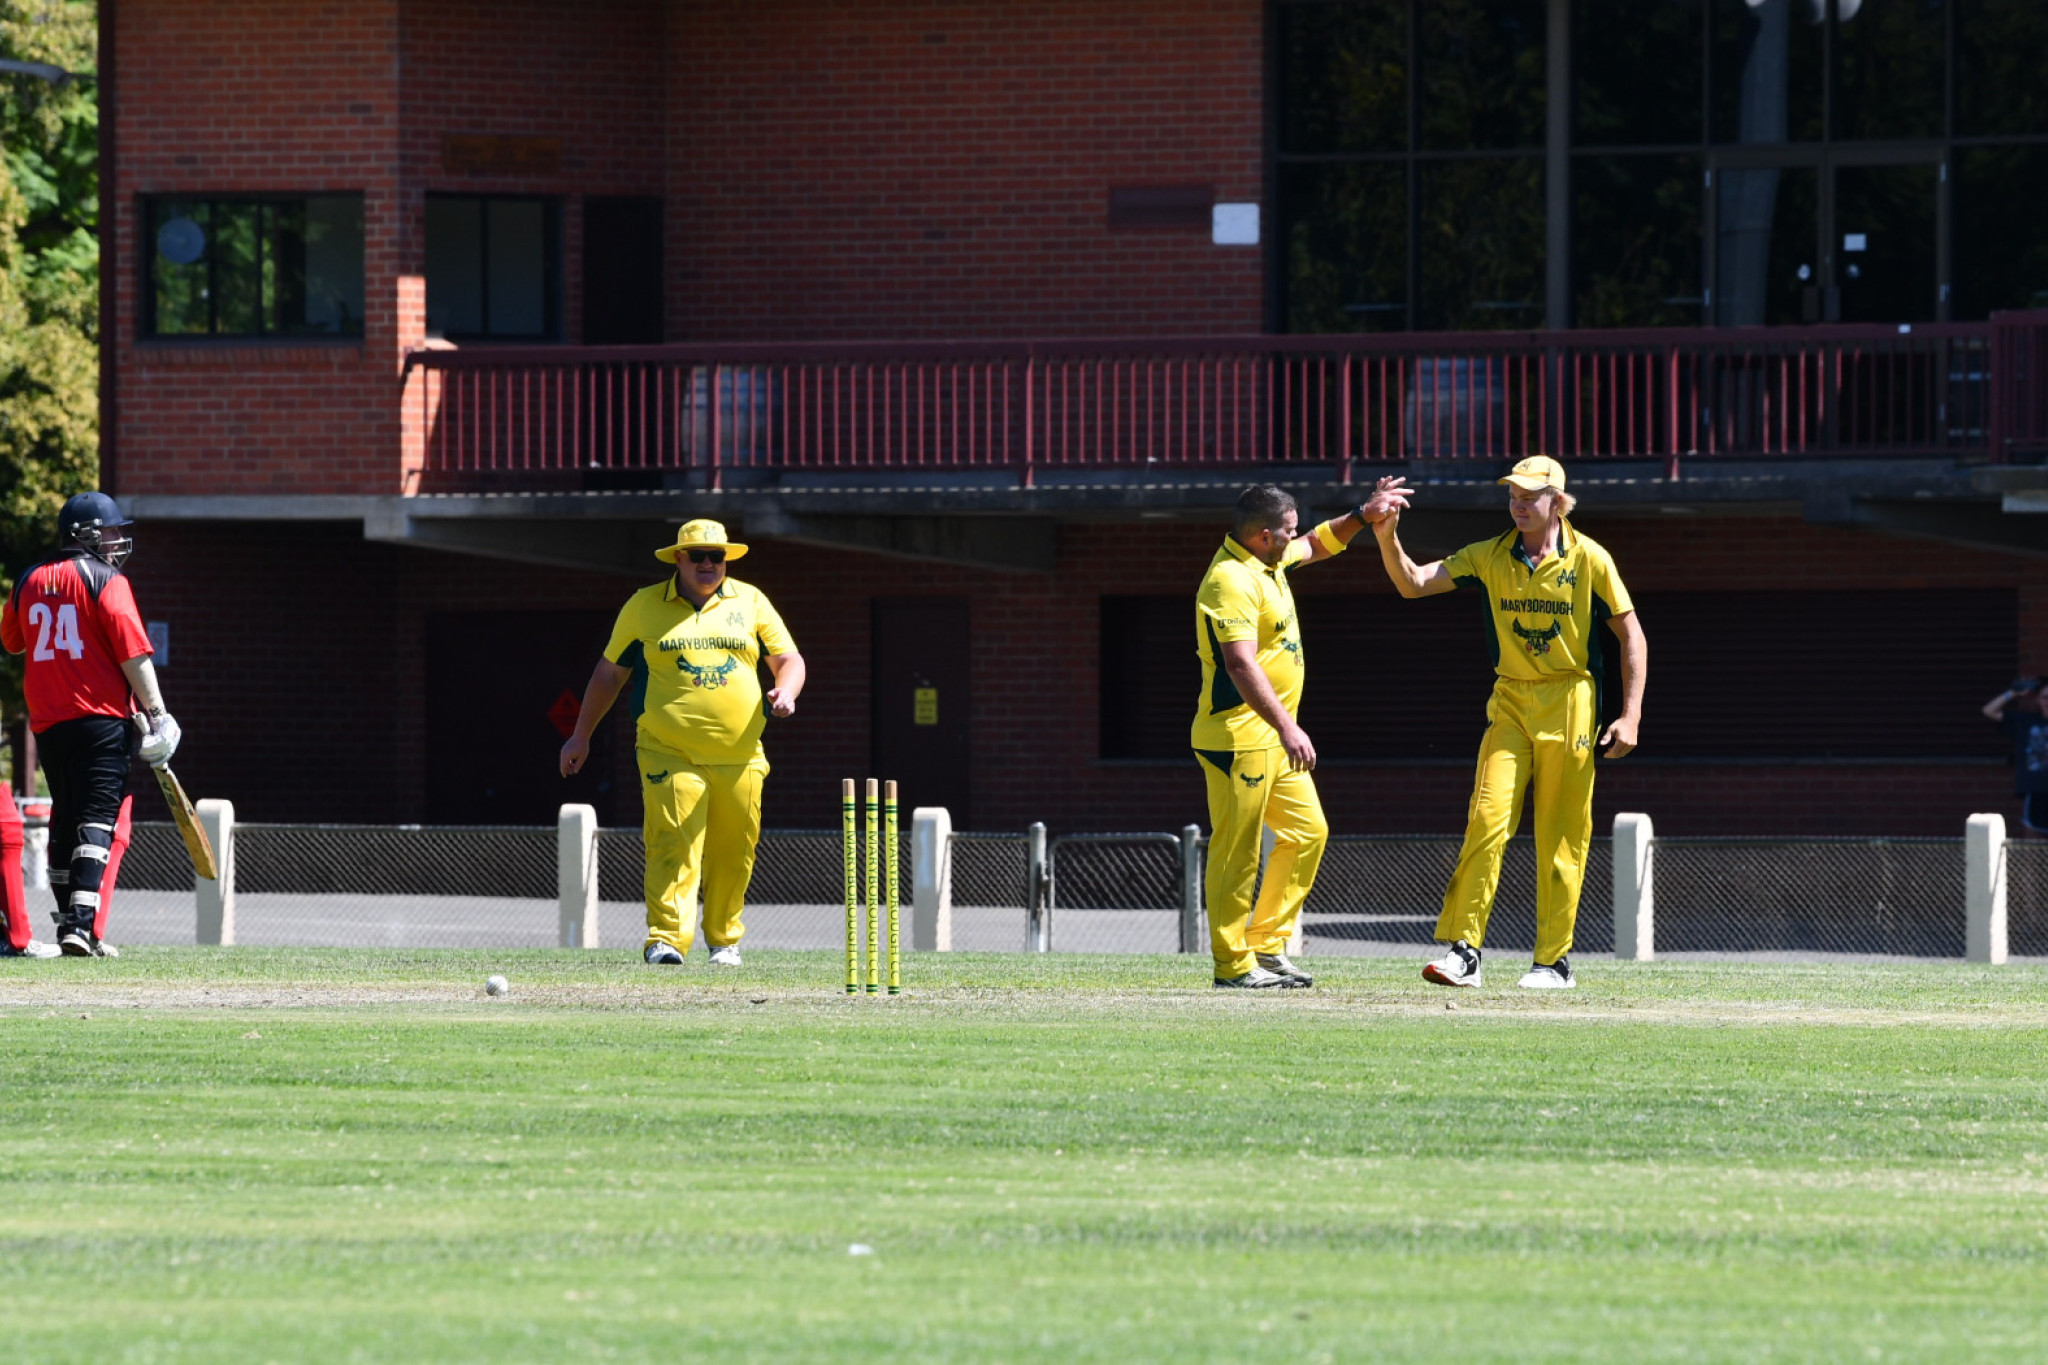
left=2, top=949, right=2046, bottom=1363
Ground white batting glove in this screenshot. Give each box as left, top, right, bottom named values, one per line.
left=138, top=711, right=182, bottom=768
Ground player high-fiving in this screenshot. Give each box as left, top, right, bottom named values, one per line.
left=0, top=492, right=177, bottom=958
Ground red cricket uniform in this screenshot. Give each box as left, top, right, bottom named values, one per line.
left=0, top=553, right=154, bottom=729
left=1, top=553, right=149, bottom=945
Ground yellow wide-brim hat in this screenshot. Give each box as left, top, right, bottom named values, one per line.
left=655, top=518, right=750, bottom=563
left=1498, top=455, right=1567, bottom=492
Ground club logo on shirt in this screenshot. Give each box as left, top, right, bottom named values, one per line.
left=645, top=769, right=669, bottom=785
left=726, top=608, right=745, bottom=627
left=677, top=654, right=741, bottom=689
left=1511, top=618, right=1563, bottom=656
left=1557, top=569, right=1578, bottom=588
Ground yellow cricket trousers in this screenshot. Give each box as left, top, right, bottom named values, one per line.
left=1438, top=675, right=1598, bottom=965
left=1199, top=746, right=1329, bottom=978
left=640, top=748, right=770, bottom=956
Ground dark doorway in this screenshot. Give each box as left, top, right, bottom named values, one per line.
left=425, top=611, right=618, bottom=825
left=582, top=196, right=663, bottom=344
left=871, top=598, right=971, bottom=826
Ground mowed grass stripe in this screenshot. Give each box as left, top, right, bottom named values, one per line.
left=0, top=949, right=2044, bottom=1362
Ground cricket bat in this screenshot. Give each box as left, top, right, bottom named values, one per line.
left=154, top=764, right=218, bottom=881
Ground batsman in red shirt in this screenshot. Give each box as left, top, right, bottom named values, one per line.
left=0, top=493, right=181, bottom=958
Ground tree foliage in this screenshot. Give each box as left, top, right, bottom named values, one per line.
left=0, top=1, right=97, bottom=718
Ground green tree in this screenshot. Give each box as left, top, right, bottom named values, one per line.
left=0, top=1, right=97, bottom=726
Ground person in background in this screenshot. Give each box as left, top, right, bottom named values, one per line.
left=0, top=492, right=177, bottom=958
left=1982, top=676, right=2048, bottom=834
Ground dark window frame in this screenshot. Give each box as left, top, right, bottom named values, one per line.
left=424, top=192, right=564, bottom=342
left=139, top=192, right=367, bottom=342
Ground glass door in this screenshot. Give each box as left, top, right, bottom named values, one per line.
left=1833, top=161, right=1942, bottom=324
left=1713, top=162, right=1820, bottom=326
left=1713, top=152, right=1945, bottom=326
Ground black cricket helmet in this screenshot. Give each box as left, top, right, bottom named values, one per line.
left=58, top=491, right=134, bottom=567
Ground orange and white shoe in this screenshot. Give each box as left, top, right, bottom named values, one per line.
left=1422, top=940, right=1482, bottom=988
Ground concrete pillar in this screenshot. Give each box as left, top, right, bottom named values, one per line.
left=1612, top=812, right=1654, bottom=962
left=911, top=806, right=952, bottom=951
left=1180, top=824, right=1203, bottom=955
left=557, top=804, right=599, bottom=949
left=21, top=801, right=47, bottom=890
left=1966, top=813, right=2008, bottom=965
left=195, top=798, right=235, bottom=946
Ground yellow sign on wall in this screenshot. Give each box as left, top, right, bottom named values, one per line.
left=913, top=687, right=939, bottom=726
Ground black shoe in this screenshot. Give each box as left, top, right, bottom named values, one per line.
left=58, top=928, right=102, bottom=958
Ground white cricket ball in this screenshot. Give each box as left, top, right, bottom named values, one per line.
left=485, top=974, right=509, bottom=997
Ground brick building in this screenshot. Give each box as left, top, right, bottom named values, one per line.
left=101, top=0, right=2048, bottom=836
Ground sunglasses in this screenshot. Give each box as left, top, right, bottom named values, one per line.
left=686, top=549, right=726, bottom=564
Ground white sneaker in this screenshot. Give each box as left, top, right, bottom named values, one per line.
left=1255, top=951, right=1313, bottom=986
left=1422, top=940, right=1482, bottom=988
left=707, top=944, right=743, bottom=967
left=1214, top=965, right=1306, bottom=990
left=643, top=942, right=684, bottom=965
left=1517, top=957, right=1575, bottom=989
left=0, top=939, right=61, bottom=959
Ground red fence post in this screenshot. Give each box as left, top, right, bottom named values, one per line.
left=1021, top=355, right=1036, bottom=489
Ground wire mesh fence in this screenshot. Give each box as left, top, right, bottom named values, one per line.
left=1046, top=833, right=1186, bottom=954
left=1997, top=838, right=2048, bottom=957
left=1303, top=836, right=1614, bottom=956
left=75, top=821, right=2041, bottom=961
left=947, top=831, right=1030, bottom=950
left=1649, top=837, right=1963, bottom=957
left=114, top=822, right=194, bottom=892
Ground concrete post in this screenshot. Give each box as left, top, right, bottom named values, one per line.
left=1179, top=825, right=1203, bottom=955
left=912, top=806, right=953, bottom=951
left=195, top=798, right=235, bottom=946
left=557, top=804, right=600, bottom=949
left=1612, top=812, right=1654, bottom=962
left=21, top=802, right=47, bottom=890
left=1966, top=812, right=2008, bottom=965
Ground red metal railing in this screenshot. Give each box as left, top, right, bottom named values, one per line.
left=403, top=320, right=2040, bottom=492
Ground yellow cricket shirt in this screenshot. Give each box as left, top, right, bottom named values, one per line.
left=1442, top=520, right=1633, bottom=683
left=604, top=576, right=797, bottom=765
left=1190, top=534, right=1312, bottom=752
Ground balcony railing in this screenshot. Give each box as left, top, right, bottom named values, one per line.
left=402, top=315, right=2048, bottom=492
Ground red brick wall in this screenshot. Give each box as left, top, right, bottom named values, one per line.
left=667, top=0, right=1266, bottom=340
left=125, top=515, right=2040, bottom=836
left=113, top=0, right=406, bottom=497
left=116, top=0, right=1264, bottom=495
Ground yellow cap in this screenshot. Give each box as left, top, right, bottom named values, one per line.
left=655, top=518, right=750, bottom=563
left=1498, top=455, right=1566, bottom=492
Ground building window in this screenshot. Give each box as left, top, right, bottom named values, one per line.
left=1276, top=0, right=2048, bottom=328
left=425, top=195, right=560, bottom=340
left=146, top=196, right=365, bottom=338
